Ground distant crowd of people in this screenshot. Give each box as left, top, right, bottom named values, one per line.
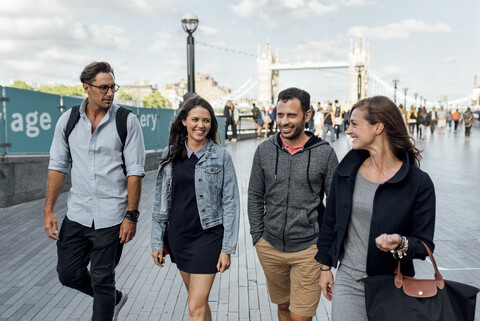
left=400, top=104, right=476, bottom=140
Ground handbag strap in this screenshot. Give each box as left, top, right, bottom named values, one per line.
left=394, top=241, right=445, bottom=289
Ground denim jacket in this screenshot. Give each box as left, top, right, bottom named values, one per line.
left=151, top=139, right=240, bottom=254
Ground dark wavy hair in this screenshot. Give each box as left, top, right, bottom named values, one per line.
left=80, top=61, right=114, bottom=84
left=351, top=96, right=422, bottom=167
left=277, top=87, right=311, bottom=114
left=161, top=95, right=218, bottom=163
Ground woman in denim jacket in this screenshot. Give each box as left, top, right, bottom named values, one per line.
left=151, top=96, right=240, bottom=320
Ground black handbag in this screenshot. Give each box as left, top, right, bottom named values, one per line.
left=364, top=242, right=479, bottom=321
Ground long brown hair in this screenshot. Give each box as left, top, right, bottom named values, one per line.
left=161, top=95, right=218, bottom=163
left=351, top=96, right=422, bottom=167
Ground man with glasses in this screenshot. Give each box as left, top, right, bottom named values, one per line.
left=44, top=62, right=145, bottom=321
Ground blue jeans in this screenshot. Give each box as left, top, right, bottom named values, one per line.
left=322, top=124, right=335, bottom=141
left=57, top=217, right=123, bottom=321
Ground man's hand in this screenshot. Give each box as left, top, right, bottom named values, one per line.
left=44, top=211, right=59, bottom=240
left=152, top=251, right=165, bottom=267
left=216, top=252, right=231, bottom=273
left=119, top=219, right=137, bottom=244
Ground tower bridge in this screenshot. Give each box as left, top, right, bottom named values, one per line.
left=210, top=36, right=473, bottom=110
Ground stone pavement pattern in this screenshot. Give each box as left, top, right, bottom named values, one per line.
left=0, top=126, right=479, bottom=320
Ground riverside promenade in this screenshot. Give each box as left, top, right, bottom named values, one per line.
left=1, top=126, right=479, bottom=321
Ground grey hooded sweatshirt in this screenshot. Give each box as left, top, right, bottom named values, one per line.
left=248, top=132, right=338, bottom=252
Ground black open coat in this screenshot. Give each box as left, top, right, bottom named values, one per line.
left=315, top=149, right=436, bottom=277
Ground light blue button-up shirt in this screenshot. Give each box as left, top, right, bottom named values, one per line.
left=49, top=98, right=145, bottom=229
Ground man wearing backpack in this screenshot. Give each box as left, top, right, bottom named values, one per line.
left=44, top=62, right=145, bottom=321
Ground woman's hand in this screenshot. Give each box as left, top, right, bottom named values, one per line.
left=216, top=252, right=231, bottom=273
left=375, top=233, right=402, bottom=252
left=152, top=251, right=165, bottom=267
left=319, top=268, right=334, bottom=301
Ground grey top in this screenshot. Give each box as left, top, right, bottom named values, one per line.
left=48, top=98, right=146, bottom=229
left=340, top=171, right=380, bottom=272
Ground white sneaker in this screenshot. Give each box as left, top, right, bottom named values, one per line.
left=113, top=291, right=128, bottom=321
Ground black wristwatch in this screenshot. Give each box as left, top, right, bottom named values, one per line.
left=125, top=210, right=140, bottom=223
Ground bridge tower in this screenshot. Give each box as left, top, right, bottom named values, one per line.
left=257, top=41, right=279, bottom=106
left=348, top=36, right=370, bottom=105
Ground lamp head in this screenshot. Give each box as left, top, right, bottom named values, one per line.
left=182, top=13, right=199, bottom=34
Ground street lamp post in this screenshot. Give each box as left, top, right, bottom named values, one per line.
left=392, top=79, right=399, bottom=104
left=181, top=13, right=199, bottom=94
left=355, top=63, right=364, bottom=101
left=403, top=88, right=408, bottom=108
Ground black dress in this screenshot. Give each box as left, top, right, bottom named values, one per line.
left=168, top=154, right=224, bottom=274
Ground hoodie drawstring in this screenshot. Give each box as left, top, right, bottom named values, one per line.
left=275, top=147, right=279, bottom=179
left=307, top=149, right=315, bottom=195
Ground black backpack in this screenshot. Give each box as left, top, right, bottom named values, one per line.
left=252, top=107, right=261, bottom=120
left=65, top=105, right=131, bottom=175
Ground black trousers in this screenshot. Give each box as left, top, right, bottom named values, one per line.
left=57, top=216, right=123, bottom=321
left=465, top=126, right=472, bottom=137
left=454, top=120, right=459, bottom=131
left=225, top=122, right=237, bottom=140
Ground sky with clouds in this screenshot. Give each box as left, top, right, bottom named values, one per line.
left=1, top=0, right=478, bottom=103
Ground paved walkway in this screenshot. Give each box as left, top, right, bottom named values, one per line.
left=1, top=125, right=479, bottom=321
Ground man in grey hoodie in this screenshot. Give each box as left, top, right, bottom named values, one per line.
left=248, top=87, right=338, bottom=321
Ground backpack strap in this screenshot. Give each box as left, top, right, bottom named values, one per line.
left=65, top=105, right=81, bottom=144
left=115, top=106, right=132, bottom=176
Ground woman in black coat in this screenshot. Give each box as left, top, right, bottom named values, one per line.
left=315, top=96, right=436, bottom=321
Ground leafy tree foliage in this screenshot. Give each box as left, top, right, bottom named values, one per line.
left=143, top=91, right=170, bottom=108
left=117, top=90, right=133, bottom=100
left=38, top=85, right=86, bottom=97
left=11, top=81, right=33, bottom=90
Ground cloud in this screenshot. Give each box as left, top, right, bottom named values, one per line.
left=348, top=19, right=452, bottom=40
left=377, top=65, right=404, bottom=79
left=198, top=26, right=219, bottom=37
left=0, top=0, right=172, bottom=17
left=443, top=55, right=458, bottom=63
left=230, top=0, right=337, bottom=23
left=36, top=48, right=91, bottom=65
left=279, top=40, right=348, bottom=63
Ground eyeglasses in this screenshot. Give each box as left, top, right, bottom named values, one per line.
left=86, top=83, right=120, bottom=94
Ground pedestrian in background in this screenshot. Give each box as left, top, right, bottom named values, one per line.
left=429, top=106, right=438, bottom=135
left=261, top=106, right=270, bottom=137
left=267, top=105, right=276, bottom=136
left=249, top=87, right=338, bottom=321
left=446, top=110, right=453, bottom=131
left=463, top=107, right=475, bottom=140
left=437, top=106, right=447, bottom=135
left=417, top=107, right=427, bottom=140
left=152, top=96, right=240, bottom=320
left=406, top=105, right=417, bottom=135
left=453, top=109, right=460, bottom=132
left=252, top=102, right=264, bottom=138
left=316, top=96, right=436, bottom=321
left=322, top=104, right=336, bottom=142
left=334, top=100, right=343, bottom=139
left=314, top=102, right=324, bottom=137
left=44, top=61, right=146, bottom=321
left=223, top=100, right=238, bottom=142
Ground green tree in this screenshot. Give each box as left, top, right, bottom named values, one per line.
left=11, top=81, right=33, bottom=90
left=117, top=90, right=132, bottom=100
left=38, top=85, right=86, bottom=97
left=143, top=91, right=170, bottom=108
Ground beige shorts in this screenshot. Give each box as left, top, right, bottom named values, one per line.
left=255, top=237, right=322, bottom=317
